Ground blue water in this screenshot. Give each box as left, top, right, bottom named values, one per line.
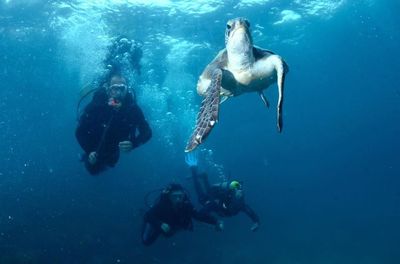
left=1, top=0, right=399, bottom=263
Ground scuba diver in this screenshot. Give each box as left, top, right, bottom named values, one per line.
left=75, top=37, right=151, bottom=175
left=142, top=183, right=223, bottom=246
left=185, top=152, right=260, bottom=232
left=76, top=73, right=151, bottom=175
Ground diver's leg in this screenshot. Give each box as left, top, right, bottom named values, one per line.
left=203, top=173, right=212, bottom=193
left=192, top=171, right=208, bottom=205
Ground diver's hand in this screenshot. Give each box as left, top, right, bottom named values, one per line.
left=88, top=152, right=97, bottom=165
left=119, top=141, right=133, bottom=152
left=251, top=222, right=259, bottom=232
left=215, top=220, right=224, bottom=232
left=160, top=223, right=170, bottom=233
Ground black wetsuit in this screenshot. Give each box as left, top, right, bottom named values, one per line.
left=76, top=88, right=151, bottom=175
left=142, top=185, right=218, bottom=246
left=191, top=168, right=259, bottom=223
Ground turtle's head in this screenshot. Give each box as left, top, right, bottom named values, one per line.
left=225, top=18, right=253, bottom=54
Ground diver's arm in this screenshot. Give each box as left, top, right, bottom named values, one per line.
left=185, top=152, right=199, bottom=177
left=145, top=205, right=163, bottom=231
left=76, top=91, right=112, bottom=155
left=190, top=166, right=198, bottom=177
left=75, top=102, right=99, bottom=153
left=76, top=125, right=92, bottom=153
left=242, top=204, right=260, bottom=224
left=131, top=106, right=152, bottom=148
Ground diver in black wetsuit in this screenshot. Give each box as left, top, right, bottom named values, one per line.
left=76, top=36, right=151, bottom=175
left=185, top=153, right=260, bottom=231
left=142, top=183, right=223, bottom=246
left=76, top=74, right=151, bottom=175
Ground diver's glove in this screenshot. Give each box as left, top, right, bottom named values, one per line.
left=119, top=141, right=133, bottom=152
left=88, top=152, right=98, bottom=165
left=215, top=220, right=224, bottom=232
left=160, top=223, right=171, bottom=234
left=251, top=222, right=260, bottom=232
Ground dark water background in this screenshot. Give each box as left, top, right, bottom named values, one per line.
left=1, top=0, right=399, bottom=263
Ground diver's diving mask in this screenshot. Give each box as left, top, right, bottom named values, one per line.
left=109, top=83, right=127, bottom=95
left=106, top=83, right=128, bottom=108
left=107, top=83, right=128, bottom=100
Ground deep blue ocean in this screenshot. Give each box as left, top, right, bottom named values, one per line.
left=1, top=0, right=399, bottom=263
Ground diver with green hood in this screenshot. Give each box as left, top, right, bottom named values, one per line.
left=185, top=152, right=260, bottom=231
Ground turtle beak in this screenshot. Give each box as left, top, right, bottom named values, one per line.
left=233, top=25, right=245, bottom=33
left=229, top=19, right=251, bottom=39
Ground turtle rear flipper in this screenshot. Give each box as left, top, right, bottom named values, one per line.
left=185, top=69, right=222, bottom=152
left=258, top=91, right=269, bottom=108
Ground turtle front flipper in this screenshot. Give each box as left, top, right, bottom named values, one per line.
left=185, top=69, right=222, bottom=152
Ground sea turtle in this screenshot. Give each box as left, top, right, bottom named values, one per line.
left=185, top=17, right=289, bottom=152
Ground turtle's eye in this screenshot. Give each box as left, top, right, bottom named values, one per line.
left=226, top=24, right=232, bottom=30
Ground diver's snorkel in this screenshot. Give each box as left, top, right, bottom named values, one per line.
left=108, top=97, right=122, bottom=108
